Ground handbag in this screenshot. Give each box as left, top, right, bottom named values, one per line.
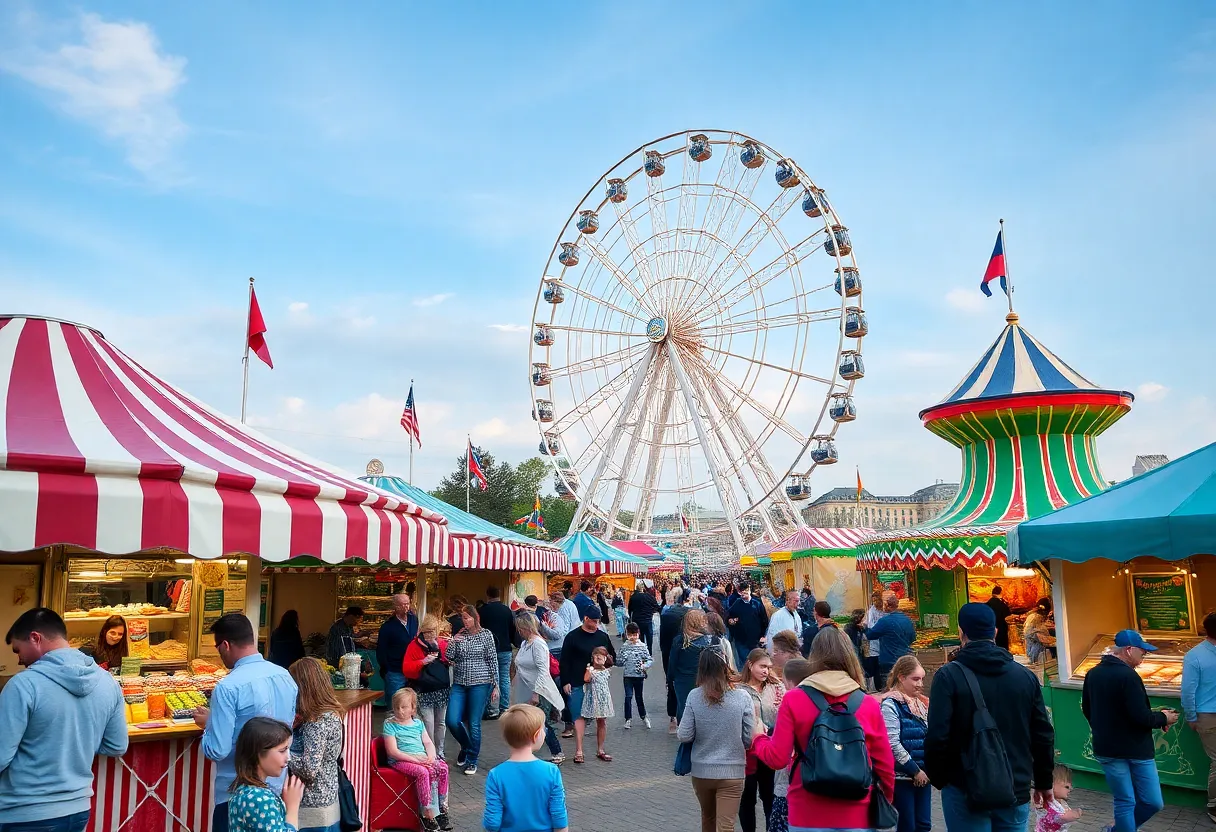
left=408, top=640, right=451, bottom=694
left=336, top=727, right=362, bottom=832
left=869, top=774, right=898, bottom=830
left=673, top=740, right=693, bottom=776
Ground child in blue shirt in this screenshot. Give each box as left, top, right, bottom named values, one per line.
left=483, top=704, right=569, bottom=832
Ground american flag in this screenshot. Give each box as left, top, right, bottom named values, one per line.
left=400, top=385, right=421, bottom=446
left=467, top=439, right=489, bottom=491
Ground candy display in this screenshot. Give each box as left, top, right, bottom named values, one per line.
left=1069, top=633, right=1201, bottom=690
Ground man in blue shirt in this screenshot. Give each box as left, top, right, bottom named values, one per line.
left=571, top=581, right=599, bottom=622
left=1184, top=611, right=1216, bottom=820
left=377, top=593, right=418, bottom=710
left=862, top=592, right=916, bottom=689
left=195, top=613, right=298, bottom=832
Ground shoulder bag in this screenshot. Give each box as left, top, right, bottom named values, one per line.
left=673, top=739, right=693, bottom=776
left=336, top=724, right=362, bottom=832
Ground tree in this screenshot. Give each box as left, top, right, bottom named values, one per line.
left=514, top=457, right=549, bottom=504
left=432, top=446, right=520, bottom=528
left=542, top=497, right=576, bottom=539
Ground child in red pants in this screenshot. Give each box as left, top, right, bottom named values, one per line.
left=384, top=689, right=451, bottom=831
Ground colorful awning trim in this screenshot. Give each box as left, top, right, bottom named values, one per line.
left=556, top=532, right=649, bottom=576
left=0, top=315, right=449, bottom=564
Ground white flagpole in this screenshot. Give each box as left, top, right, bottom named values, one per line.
left=240, top=277, right=254, bottom=424
left=408, top=378, right=415, bottom=486
left=466, top=435, right=471, bottom=514
left=1001, top=218, right=1015, bottom=316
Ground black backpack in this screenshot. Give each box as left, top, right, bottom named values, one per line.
left=794, top=687, right=873, bottom=800
left=947, top=662, right=1017, bottom=811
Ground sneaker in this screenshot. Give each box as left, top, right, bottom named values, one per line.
left=623, top=719, right=632, bottom=729
left=456, top=750, right=467, bottom=767
left=421, top=818, right=439, bottom=832
left=436, top=813, right=454, bottom=831
left=483, top=711, right=500, bottom=721
left=549, top=753, right=565, bottom=765
left=463, top=763, right=478, bottom=776
left=644, top=716, right=652, bottom=729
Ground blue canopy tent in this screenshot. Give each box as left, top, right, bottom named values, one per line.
left=555, top=531, right=650, bottom=576
left=1008, top=441, right=1216, bottom=564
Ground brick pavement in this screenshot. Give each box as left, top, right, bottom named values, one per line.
left=375, top=635, right=1215, bottom=832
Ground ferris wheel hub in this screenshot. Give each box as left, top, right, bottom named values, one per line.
left=645, top=316, right=669, bottom=343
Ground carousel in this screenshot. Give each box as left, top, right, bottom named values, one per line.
left=856, top=311, right=1133, bottom=657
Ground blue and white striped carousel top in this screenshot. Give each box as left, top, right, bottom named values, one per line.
left=362, top=474, right=548, bottom=545
left=937, top=315, right=1102, bottom=405
left=556, top=531, right=651, bottom=565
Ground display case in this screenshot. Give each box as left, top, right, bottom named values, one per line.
left=1069, top=633, right=1202, bottom=689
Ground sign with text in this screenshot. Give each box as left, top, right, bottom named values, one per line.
left=1132, top=573, right=1191, bottom=633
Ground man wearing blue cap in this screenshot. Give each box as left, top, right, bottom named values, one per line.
left=1082, top=629, right=1177, bottom=832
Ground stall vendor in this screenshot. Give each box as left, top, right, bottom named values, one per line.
left=93, top=615, right=129, bottom=671
left=327, top=606, right=370, bottom=667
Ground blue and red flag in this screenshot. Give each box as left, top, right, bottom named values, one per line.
left=514, top=494, right=545, bottom=531
left=980, top=228, right=1008, bottom=297
left=467, top=439, right=488, bottom=491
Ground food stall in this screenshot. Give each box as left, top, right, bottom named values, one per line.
left=0, top=315, right=453, bottom=832
left=762, top=527, right=871, bottom=621
left=553, top=531, right=650, bottom=595
left=857, top=311, right=1131, bottom=665
left=1009, top=441, right=1216, bottom=805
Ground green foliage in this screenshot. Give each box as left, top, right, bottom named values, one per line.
left=514, top=457, right=549, bottom=504
left=541, top=496, right=576, bottom=539
left=432, top=446, right=520, bottom=528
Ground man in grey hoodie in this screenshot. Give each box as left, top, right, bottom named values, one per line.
left=0, top=608, right=128, bottom=831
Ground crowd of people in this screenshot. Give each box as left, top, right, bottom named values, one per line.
left=1, top=578, right=1211, bottom=832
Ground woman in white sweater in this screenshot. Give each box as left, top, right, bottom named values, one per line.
left=510, top=612, right=567, bottom=764
left=677, top=649, right=755, bottom=832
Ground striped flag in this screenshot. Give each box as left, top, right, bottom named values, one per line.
left=400, top=385, right=421, bottom=446
left=467, top=439, right=488, bottom=491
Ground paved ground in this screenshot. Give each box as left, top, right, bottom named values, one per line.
left=374, top=636, right=1215, bottom=832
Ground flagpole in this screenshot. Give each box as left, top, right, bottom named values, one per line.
left=240, top=277, right=254, bottom=424
left=1000, top=218, right=1014, bottom=316
left=408, top=378, right=415, bottom=486
left=466, top=435, right=471, bottom=514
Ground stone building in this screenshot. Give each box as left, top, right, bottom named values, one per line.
left=800, top=481, right=959, bottom=530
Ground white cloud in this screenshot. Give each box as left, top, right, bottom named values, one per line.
left=284, top=396, right=305, bottom=414
left=413, top=293, right=454, bottom=308
left=487, top=323, right=529, bottom=333
left=944, top=287, right=986, bottom=312
left=1136, top=382, right=1169, bottom=402
left=1, top=13, right=187, bottom=175
left=288, top=301, right=309, bottom=313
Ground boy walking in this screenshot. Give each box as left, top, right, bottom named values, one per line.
left=619, top=622, right=653, bottom=729
left=483, top=705, right=569, bottom=832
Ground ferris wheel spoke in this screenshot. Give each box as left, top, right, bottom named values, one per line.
left=687, top=352, right=808, bottom=446
left=550, top=341, right=649, bottom=380
left=579, top=236, right=654, bottom=313
left=548, top=324, right=649, bottom=338
left=550, top=352, right=649, bottom=434
left=633, top=373, right=677, bottom=535
left=570, top=343, right=659, bottom=533
left=672, top=137, right=703, bottom=305
left=666, top=340, right=747, bottom=554
left=644, top=166, right=672, bottom=311
left=680, top=357, right=762, bottom=511
left=555, top=279, right=652, bottom=325
left=695, top=342, right=834, bottom=386
left=610, top=201, right=661, bottom=303
left=685, top=231, right=827, bottom=326
left=697, top=307, right=840, bottom=339
left=600, top=352, right=667, bottom=539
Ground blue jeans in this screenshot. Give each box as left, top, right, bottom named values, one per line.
left=485, top=650, right=512, bottom=716
left=447, top=682, right=492, bottom=765
left=0, top=812, right=90, bottom=832
left=1095, top=756, right=1164, bottom=832
left=940, top=785, right=1029, bottom=832
left=614, top=607, right=628, bottom=636
left=383, top=670, right=406, bottom=710
left=568, top=683, right=586, bottom=719
left=624, top=676, right=646, bottom=719
left=894, top=779, right=933, bottom=832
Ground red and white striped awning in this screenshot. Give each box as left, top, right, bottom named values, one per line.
left=567, top=559, right=648, bottom=577
left=0, top=315, right=450, bottom=564
left=770, top=526, right=871, bottom=553
left=448, top=537, right=567, bottom=572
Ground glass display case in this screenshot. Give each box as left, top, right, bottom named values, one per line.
left=1070, top=633, right=1202, bottom=689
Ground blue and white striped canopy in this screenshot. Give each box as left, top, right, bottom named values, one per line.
left=936, top=316, right=1105, bottom=405
left=555, top=531, right=650, bottom=575
left=362, top=475, right=541, bottom=544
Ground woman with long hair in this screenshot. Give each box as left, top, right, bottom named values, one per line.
left=93, top=615, right=128, bottom=670
left=512, top=612, right=565, bottom=763
left=269, top=610, right=305, bottom=670
left=402, top=613, right=451, bottom=756
left=1024, top=596, right=1054, bottom=662
left=707, top=612, right=735, bottom=672
left=677, top=649, right=754, bottom=832
left=444, top=604, right=500, bottom=775
left=669, top=609, right=716, bottom=721
left=881, top=655, right=931, bottom=832
left=287, top=657, right=345, bottom=832
left=752, top=627, right=895, bottom=832
left=737, top=649, right=785, bottom=832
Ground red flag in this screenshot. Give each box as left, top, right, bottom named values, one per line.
left=247, top=287, right=273, bottom=369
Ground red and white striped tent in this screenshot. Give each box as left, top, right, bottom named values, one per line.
left=0, top=315, right=450, bottom=564
left=771, top=526, right=871, bottom=555
left=557, top=532, right=649, bottom=576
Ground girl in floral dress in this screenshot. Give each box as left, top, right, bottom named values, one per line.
left=228, top=717, right=305, bottom=832
left=581, top=646, right=615, bottom=762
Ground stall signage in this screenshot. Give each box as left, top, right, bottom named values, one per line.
left=203, top=588, right=225, bottom=613
left=1132, top=574, right=1191, bottom=632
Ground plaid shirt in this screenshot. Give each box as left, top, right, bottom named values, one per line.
left=445, top=627, right=500, bottom=688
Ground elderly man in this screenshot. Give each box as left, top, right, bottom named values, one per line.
left=766, top=590, right=805, bottom=654
left=1084, top=630, right=1177, bottom=832
left=377, top=593, right=418, bottom=707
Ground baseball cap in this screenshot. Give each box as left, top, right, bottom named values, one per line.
left=583, top=606, right=602, bottom=620
left=1114, top=629, right=1158, bottom=652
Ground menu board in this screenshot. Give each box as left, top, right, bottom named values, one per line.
left=195, top=562, right=229, bottom=659
left=1132, top=573, right=1191, bottom=632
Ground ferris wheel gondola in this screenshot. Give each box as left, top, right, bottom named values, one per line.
left=527, top=130, right=866, bottom=561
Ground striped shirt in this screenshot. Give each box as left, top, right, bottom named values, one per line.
left=445, top=628, right=500, bottom=688
left=618, top=641, right=652, bottom=678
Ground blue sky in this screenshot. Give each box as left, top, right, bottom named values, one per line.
left=2, top=1, right=1213, bottom=501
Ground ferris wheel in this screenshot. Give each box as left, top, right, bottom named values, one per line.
left=528, top=130, right=867, bottom=556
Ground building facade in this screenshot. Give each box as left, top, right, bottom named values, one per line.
left=800, top=481, right=959, bottom=530
left=1132, top=454, right=1169, bottom=478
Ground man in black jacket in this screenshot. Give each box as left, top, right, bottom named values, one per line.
left=1082, top=629, right=1177, bottom=832
left=725, top=582, right=769, bottom=654
left=627, top=586, right=659, bottom=652
left=986, top=586, right=1012, bottom=649
left=478, top=586, right=516, bottom=719
left=559, top=608, right=615, bottom=762
left=658, top=588, right=688, bottom=734
left=925, top=603, right=1054, bottom=831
